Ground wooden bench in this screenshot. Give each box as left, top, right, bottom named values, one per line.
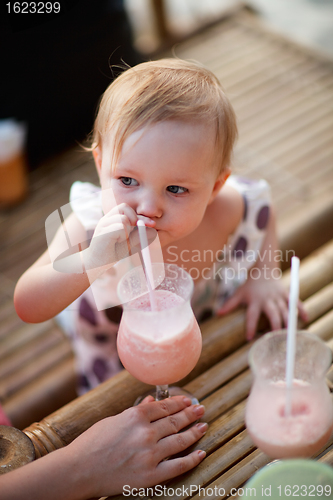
left=1, top=6, right=333, bottom=430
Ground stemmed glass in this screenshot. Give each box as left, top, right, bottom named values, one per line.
left=117, top=263, right=202, bottom=403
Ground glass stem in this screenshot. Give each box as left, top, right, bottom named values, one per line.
left=156, top=385, right=169, bottom=400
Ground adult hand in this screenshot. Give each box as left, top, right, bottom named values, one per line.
left=67, top=395, right=207, bottom=498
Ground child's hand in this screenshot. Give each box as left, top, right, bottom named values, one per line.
left=217, top=274, right=308, bottom=341
left=67, top=396, right=207, bottom=497
left=83, top=203, right=155, bottom=271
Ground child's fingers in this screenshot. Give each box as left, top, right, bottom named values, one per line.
left=95, top=213, right=132, bottom=241
left=217, top=289, right=242, bottom=315
left=276, top=297, right=289, bottom=327
left=297, top=299, right=309, bottom=323
left=108, top=203, right=136, bottom=224
left=109, top=204, right=155, bottom=227
left=115, top=227, right=158, bottom=261
left=246, top=302, right=261, bottom=340
left=128, top=227, right=158, bottom=253
left=264, top=300, right=283, bottom=332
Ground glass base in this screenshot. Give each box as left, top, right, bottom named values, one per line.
left=134, top=386, right=199, bottom=406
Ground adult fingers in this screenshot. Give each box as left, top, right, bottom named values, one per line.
left=138, top=396, right=193, bottom=424
left=153, top=404, right=205, bottom=439
left=156, top=449, right=206, bottom=483
left=140, top=395, right=155, bottom=404
left=157, top=419, right=208, bottom=460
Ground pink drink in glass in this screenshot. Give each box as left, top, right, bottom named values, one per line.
left=117, top=289, right=202, bottom=385
left=245, top=330, right=333, bottom=459
left=246, top=378, right=333, bottom=458
left=117, top=263, right=202, bottom=401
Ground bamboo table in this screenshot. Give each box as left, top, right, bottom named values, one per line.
left=2, top=5, right=333, bottom=430
left=1, top=239, right=333, bottom=497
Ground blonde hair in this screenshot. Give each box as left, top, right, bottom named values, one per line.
left=92, top=58, right=238, bottom=173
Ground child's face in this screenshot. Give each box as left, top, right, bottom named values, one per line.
left=95, top=120, right=228, bottom=247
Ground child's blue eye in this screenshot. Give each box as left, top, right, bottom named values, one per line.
left=120, top=177, right=138, bottom=186
left=167, top=185, right=188, bottom=194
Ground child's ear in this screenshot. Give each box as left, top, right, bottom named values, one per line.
left=92, top=147, right=102, bottom=176
left=209, top=167, right=231, bottom=204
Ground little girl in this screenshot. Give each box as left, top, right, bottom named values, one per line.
left=14, top=59, right=306, bottom=394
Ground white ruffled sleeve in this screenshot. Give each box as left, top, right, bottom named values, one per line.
left=69, top=181, right=103, bottom=231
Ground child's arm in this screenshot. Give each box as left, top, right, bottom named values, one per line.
left=14, top=211, right=91, bottom=323
left=218, top=207, right=308, bottom=340
left=14, top=204, right=154, bottom=323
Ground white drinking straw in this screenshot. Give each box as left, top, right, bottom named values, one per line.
left=285, top=256, right=300, bottom=417
left=136, top=221, right=157, bottom=311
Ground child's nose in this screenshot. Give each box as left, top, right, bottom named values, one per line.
left=136, top=195, right=163, bottom=219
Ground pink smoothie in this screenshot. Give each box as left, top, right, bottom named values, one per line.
left=117, top=290, right=202, bottom=385
left=245, top=379, right=333, bottom=458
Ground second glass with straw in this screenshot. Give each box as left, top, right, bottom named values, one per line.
left=116, top=222, right=202, bottom=403
left=245, top=257, right=333, bottom=458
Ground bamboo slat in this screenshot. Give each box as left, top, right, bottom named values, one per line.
left=299, top=282, right=333, bottom=326
left=0, top=341, right=73, bottom=400
left=320, top=447, right=333, bottom=467
left=282, top=239, right=333, bottom=300
left=307, top=309, right=333, bottom=341
left=3, top=357, right=76, bottom=431
left=0, top=328, right=67, bottom=381
left=185, top=342, right=251, bottom=401
left=191, top=401, right=247, bottom=456
left=278, top=194, right=333, bottom=268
